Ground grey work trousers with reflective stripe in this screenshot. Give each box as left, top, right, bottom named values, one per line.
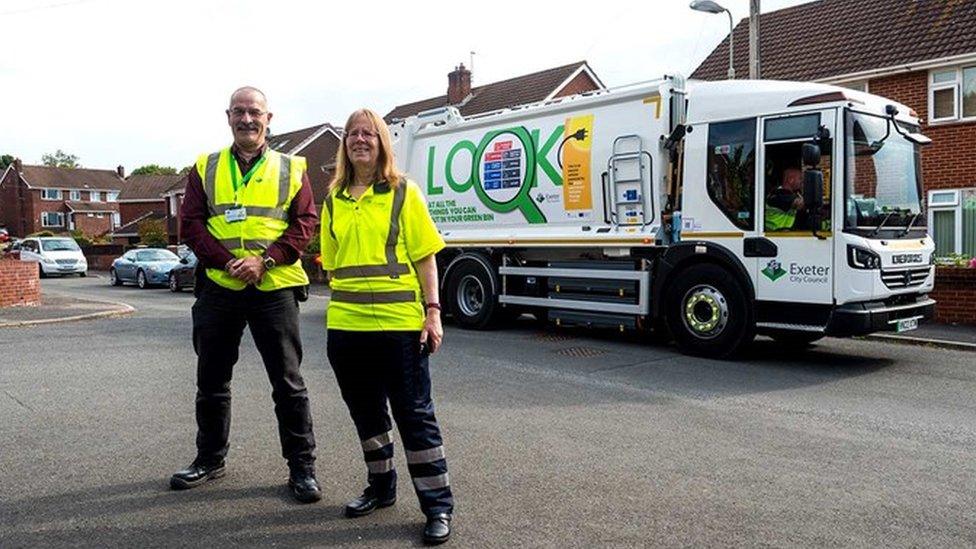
left=327, top=329, right=453, bottom=516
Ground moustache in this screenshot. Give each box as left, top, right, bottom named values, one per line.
left=236, top=123, right=259, bottom=131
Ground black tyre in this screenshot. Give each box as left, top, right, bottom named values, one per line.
left=38, top=264, right=46, bottom=279
left=664, top=263, right=754, bottom=358
left=169, top=273, right=181, bottom=292
left=767, top=330, right=824, bottom=346
left=445, top=257, right=500, bottom=329
left=78, top=271, right=87, bottom=278
left=109, top=268, right=123, bottom=286
left=137, top=270, right=148, bottom=289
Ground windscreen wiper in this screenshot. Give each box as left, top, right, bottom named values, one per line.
left=871, top=209, right=900, bottom=236
left=900, top=212, right=922, bottom=237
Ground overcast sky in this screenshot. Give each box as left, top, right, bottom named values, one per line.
left=1, top=0, right=814, bottom=172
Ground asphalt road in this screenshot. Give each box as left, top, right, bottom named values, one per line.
left=2, top=276, right=974, bottom=548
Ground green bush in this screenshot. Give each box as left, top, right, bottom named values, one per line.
left=70, top=230, right=93, bottom=247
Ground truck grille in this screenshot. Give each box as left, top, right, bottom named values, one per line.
left=881, top=267, right=930, bottom=289
left=55, top=259, right=78, bottom=266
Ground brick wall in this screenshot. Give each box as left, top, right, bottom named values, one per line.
left=0, top=259, right=41, bottom=307
left=30, top=191, right=65, bottom=235
left=71, top=213, right=113, bottom=236
left=930, top=267, right=976, bottom=325
left=119, top=201, right=163, bottom=227
left=868, top=71, right=976, bottom=192
left=553, top=70, right=601, bottom=98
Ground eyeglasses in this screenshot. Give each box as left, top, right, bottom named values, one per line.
left=346, top=129, right=378, bottom=140
left=227, top=108, right=267, bottom=118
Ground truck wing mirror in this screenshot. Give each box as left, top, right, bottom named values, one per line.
left=801, top=142, right=821, bottom=167
left=803, top=169, right=826, bottom=240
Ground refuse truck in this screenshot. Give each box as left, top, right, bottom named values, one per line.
left=389, top=75, right=936, bottom=357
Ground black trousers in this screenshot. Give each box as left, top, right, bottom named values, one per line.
left=328, top=329, right=454, bottom=516
left=192, top=280, right=316, bottom=472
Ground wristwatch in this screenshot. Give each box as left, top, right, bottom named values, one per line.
left=262, top=255, right=276, bottom=270
left=426, top=303, right=442, bottom=311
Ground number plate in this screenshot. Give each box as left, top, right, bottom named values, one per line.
left=896, top=317, right=919, bottom=333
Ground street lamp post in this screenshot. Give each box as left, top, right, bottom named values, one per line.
left=690, top=0, right=735, bottom=79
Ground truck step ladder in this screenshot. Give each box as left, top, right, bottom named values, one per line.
left=608, top=135, right=652, bottom=232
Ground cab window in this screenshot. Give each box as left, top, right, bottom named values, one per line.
left=706, top=118, right=756, bottom=230
left=762, top=114, right=832, bottom=232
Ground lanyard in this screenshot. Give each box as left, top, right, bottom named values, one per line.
left=230, top=153, right=267, bottom=195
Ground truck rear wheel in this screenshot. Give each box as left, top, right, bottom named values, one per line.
left=445, top=257, right=499, bottom=329
left=665, top=263, right=754, bottom=358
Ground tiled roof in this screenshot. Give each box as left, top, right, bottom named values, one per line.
left=119, top=174, right=183, bottom=201
left=691, top=0, right=976, bottom=82
left=384, top=61, right=600, bottom=121
left=268, top=123, right=340, bottom=154
left=113, top=210, right=167, bottom=235
left=65, top=201, right=119, bottom=213
left=19, top=165, right=126, bottom=191
left=162, top=174, right=189, bottom=196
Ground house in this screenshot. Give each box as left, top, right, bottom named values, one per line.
left=113, top=173, right=184, bottom=245
left=161, top=175, right=188, bottom=245
left=384, top=60, right=605, bottom=122
left=691, top=0, right=976, bottom=260
left=268, top=123, right=343, bottom=205
left=0, top=159, right=125, bottom=238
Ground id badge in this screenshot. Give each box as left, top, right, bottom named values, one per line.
left=224, top=207, right=247, bottom=223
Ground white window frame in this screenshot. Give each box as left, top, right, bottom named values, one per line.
left=113, top=212, right=121, bottom=227
left=927, top=188, right=973, bottom=256
left=41, top=188, right=62, bottom=200
left=929, top=66, right=976, bottom=123
left=69, top=189, right=81, bottom=201
left=41, top=212, right=64, bottom=227
left=90, top=191, right=101, bottom=202
left=107, top=191, right=119, bottom=202
left=838, top=80, right=868, bottom=93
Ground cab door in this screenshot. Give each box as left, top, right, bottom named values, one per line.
left=754, top=109, right=836, bottom=305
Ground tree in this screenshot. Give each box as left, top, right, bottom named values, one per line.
left=137, top=218, right=169, bottom=247
left=131, top=164, right=178, bottom=176
left=41, top=149, right=80, bottom=168
left=0, top=154, right=13, bottom=170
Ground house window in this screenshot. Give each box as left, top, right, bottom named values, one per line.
left=113, top=212, right=121, bottom=227
left=41, top=188, right=62, bottom=200
left=929, top=66, right=976, bottom=123
left=70, top=189, right=81, bottom=201
left=706, top=118, right=757, bottom=230
left=90, top=191, right=101, bottom=202
left=928, top=188, right=976, bottom=258
left=838, top=81, right=868, bottom=93
left=41, top=212, right=64, bottom=227
left=107, top=191, right=119, bottom=202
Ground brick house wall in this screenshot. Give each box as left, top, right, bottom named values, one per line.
left=0, top=168, right=25, bottom=235
left=866, top=71, right=976, bottom=192
left=553, top=71, right=601, bottom=99
left=31, top=191, right=65, bottom=234
left=71, top=212, right=113, bottom=236
left=0, top=259, right=40, bottom=307
left=929, top=267, right=976, bottom=324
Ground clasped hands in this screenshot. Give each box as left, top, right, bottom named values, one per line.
left=225, top=256, right=266, bottom=285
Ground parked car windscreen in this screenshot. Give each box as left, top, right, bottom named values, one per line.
left=41, top=238, right=81, bottom=252
left=136, top=249, right=179, bottom=262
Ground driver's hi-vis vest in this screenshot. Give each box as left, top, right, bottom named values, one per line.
left=196, top=147, right=309, bottom=291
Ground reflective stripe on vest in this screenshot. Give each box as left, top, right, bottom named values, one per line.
left=330, top=289, right=416, bottom=304
left=326, top=181, right=409, bottom=280
left=204, top=151, right=293, bottom=248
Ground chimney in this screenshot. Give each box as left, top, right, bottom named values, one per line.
left=117, top=165, right=125, bottom=179
left=13, top=158, right=22, bottom=173
left=447, top=63, right=471, bottom=105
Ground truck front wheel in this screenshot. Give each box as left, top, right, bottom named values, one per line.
left=664, top=263, right=754, bottom=358
left=445, top=258, right=499, bottom=329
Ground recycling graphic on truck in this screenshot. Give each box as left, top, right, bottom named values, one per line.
left=390, top=75, right=936, bottom=358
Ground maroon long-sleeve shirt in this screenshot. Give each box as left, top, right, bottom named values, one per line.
left=180, top=144, right=319, bottom=270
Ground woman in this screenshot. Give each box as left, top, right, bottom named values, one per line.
left=320, top=108, right=453, bottom=545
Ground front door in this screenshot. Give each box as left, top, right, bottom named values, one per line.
left=754, top=109, right=836, bottom=304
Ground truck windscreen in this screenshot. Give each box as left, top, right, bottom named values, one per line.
left=844, top=110, right=924, bottom=232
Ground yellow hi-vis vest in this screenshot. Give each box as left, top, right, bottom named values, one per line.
left=196, top=147, right=310, bottom=291
left=321, top=179, right=445, bottom=331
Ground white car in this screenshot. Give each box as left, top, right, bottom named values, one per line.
left=15, top=237, right=88, bottom=277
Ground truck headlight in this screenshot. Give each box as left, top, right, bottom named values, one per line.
left=847, top=245, right=881, bottom=270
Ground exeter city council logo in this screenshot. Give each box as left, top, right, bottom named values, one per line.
left=762, top=260, right=786, bottom=281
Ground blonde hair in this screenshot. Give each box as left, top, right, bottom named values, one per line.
left=329, top=108, right=401, bottom=193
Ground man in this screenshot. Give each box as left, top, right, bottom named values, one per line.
left=171, top=86, right=321, bottom=503
left=765, top=167, right=806, bottom=231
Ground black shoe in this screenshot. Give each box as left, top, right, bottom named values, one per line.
left=423, top=513, right=452, bottom=545
left=170, top=460, right=226, bottom=490
left=288, top=471, right=322, bottom=503
left=344, top=488, right=396, bottom=518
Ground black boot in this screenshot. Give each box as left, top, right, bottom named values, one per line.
left=288, top=470, right=322, bottom=503
left=170, top=460, right=226, bottom=490
left=423, top=513, right=451, bottom=545
left=344, top=487, right=396, bottom=518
